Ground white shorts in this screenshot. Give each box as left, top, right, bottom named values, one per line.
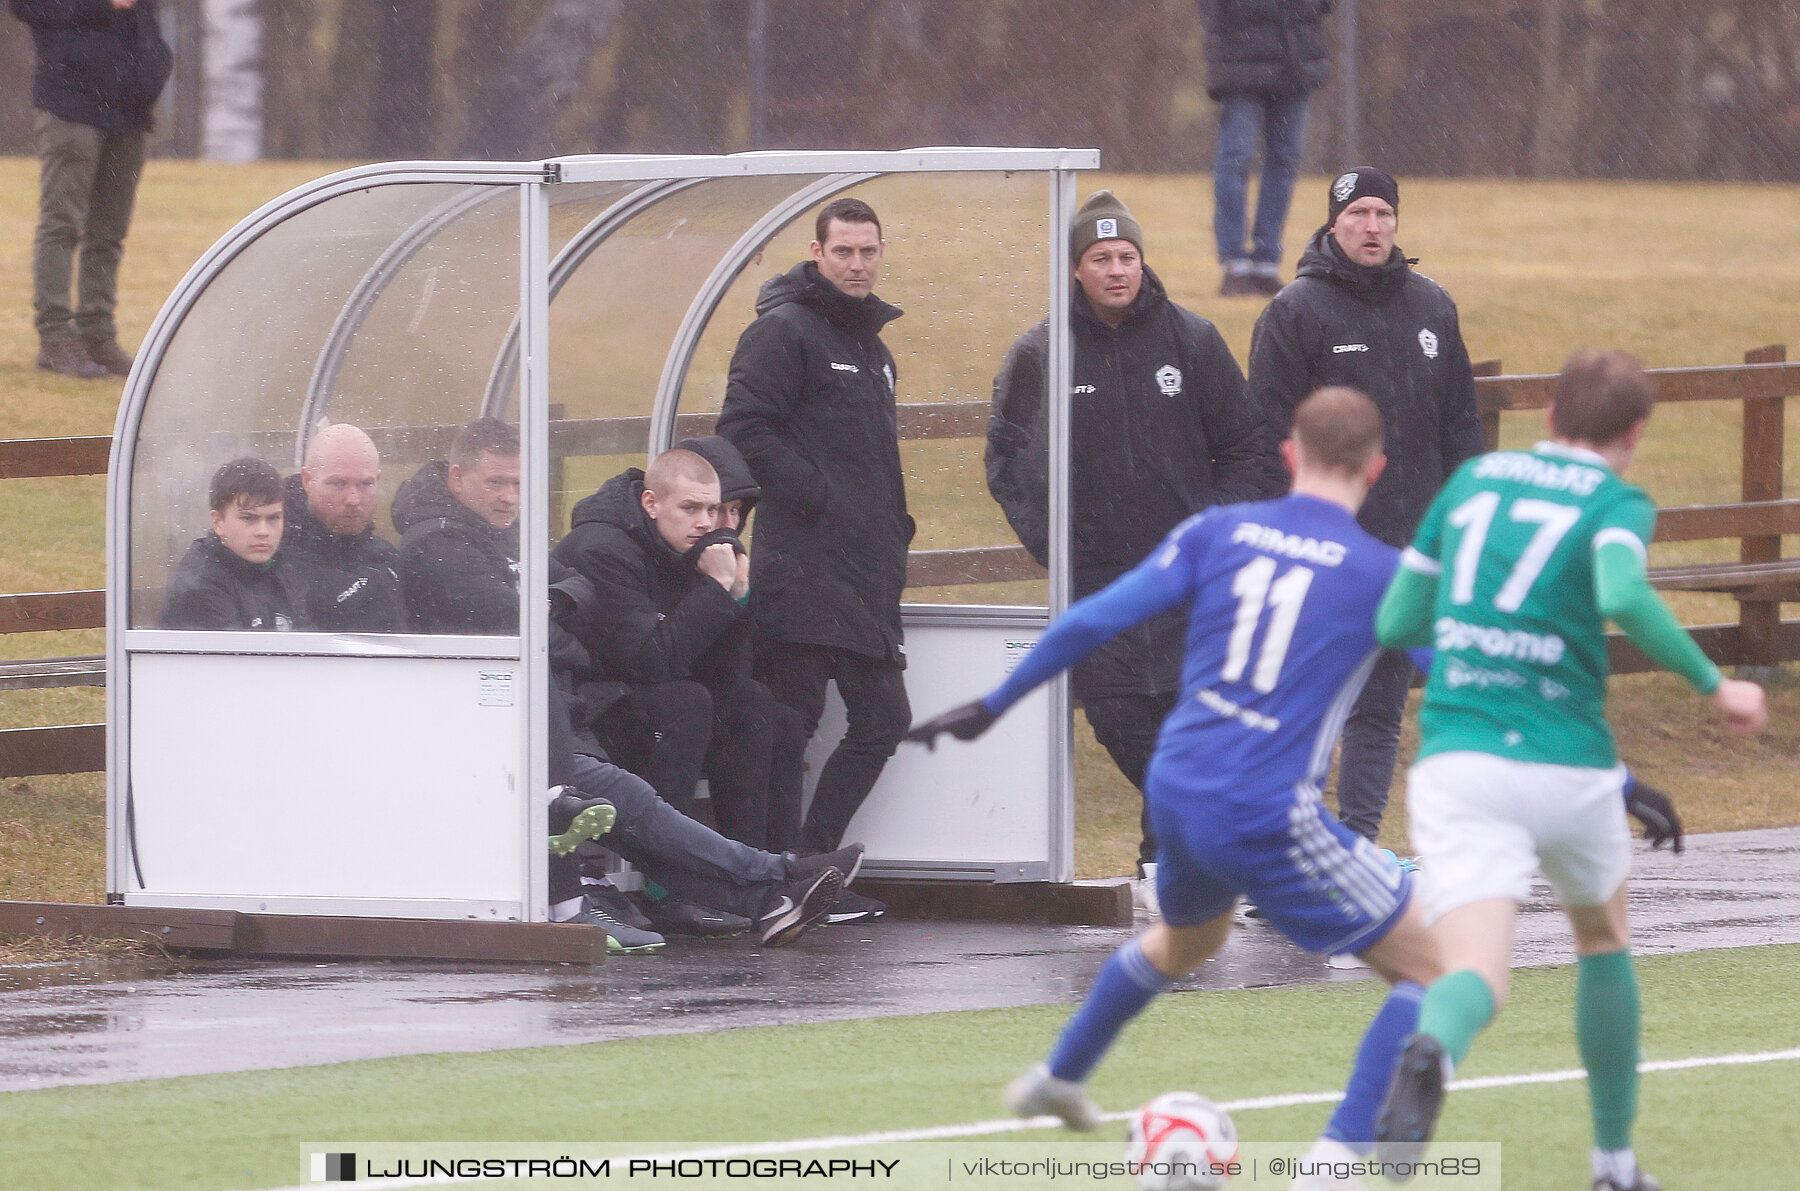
left=1407, top=751, right=1632, bottom=919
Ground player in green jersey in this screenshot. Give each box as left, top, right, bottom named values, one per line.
left=1370, top=349, right=1765, bottom=1191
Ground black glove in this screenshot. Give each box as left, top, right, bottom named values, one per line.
left=1624, top=779, right=1684, bottom=853
left=903, top=700, right=999, bottom=750
left=683, top=527, right=745, bottom=568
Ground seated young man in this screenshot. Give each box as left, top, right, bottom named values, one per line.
left=161, top=456, right=307, bottom=631
left=552, top=445, right=804, bottom=853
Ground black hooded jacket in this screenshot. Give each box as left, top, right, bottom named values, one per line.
left=391, top=461, right=520, bottom=635
left=11, top=0, right=172, bottom=132
left=552, top=467, right=751, bottom=691
left=160, top=533, right=307, bottom=632
left=674, top=435, right=762, bottom=520
left=1247, top=226, right=1484, bottom=548
left=987, top=265, right=1278, bottom=698
left=1201, top=0, right=1333, bottom=100
left=279, top=473, right=406, bottom=633
left=716, top=260, right=914, bottom=664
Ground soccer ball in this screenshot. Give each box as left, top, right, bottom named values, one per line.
left=1124, top=1091, right=1239, bottom=1191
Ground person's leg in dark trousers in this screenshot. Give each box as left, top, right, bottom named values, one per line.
left=598, top=679, right=714, bottom=820
left=74, top=123, right=147, bottom=347
left=1333, top=649, right=1414, bottom=842
left=1081, top=692, right=1177, bottom=873
left=32, top=110, right=101, bottom=341
left=763, top=700, right=808, bottom=854
left=760, top=643, right=911, bottom=854
left=703, top=677, right=779, bottom=850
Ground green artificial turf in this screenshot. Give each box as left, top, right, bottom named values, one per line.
left=2, top=944, right=1795, bottom=1189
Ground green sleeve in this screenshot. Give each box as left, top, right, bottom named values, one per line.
left=1594, top=540, right=1721, bottom=694
left=1376, top=555, right=1438, bottom=650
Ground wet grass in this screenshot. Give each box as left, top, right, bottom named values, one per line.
left=0, top=160, right=1796, bottom=906
left=0, top=943, right=1792, bottom=1189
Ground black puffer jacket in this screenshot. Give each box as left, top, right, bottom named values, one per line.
left=717, top=261, right=914, bottom=665
left=1247, top=225, right=1484, bottom=547
left=987, top=266, right=1279, bottom=698
left=11, top=0, right=172, bottom=132
left=552, top=467, right=751, bottom=689
left=391, top=461, right=520, bottom=634
left=279, top=473, right=406, bottom=633
left=160, top=533, right=307, bottom=632
left=1201, top=0, right=1333, bottom=99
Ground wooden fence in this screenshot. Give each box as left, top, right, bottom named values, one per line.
left=3, top=346, right=1794, bottom=778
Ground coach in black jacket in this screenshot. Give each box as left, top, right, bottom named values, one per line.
left=280, top=424, right=406, bottom=633
left=1247, top=167, right=1484, bottom=841
left=988, top=189, right=1277, bottom=873
left=552, top=446, right=803, bottom=850
left=392, top=418, right=521, bottom=635
left=716, top=196, right=913, bottom=855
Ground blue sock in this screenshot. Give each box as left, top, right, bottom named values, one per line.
left=1046, top=938, right=1170, bottom=1082
left=1324, top=980, right=1425, bottom=1152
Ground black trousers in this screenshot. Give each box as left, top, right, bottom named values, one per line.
left=1082, top=692, right=1177, bottom=871
left=1332, top=648, right=1413, bottom=842
left=599, top=676, right=805, bottom=852
left=759, top=642, right=911, bottom=854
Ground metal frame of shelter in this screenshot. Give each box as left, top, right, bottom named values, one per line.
left=106, top=148, right=1099, bottom=921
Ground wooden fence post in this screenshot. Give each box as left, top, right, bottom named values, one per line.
left=1738, top=344, right=1786, bottom=670
left=1474, top=358, right=1503, bottom=452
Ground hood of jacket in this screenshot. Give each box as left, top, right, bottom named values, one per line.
left=753, top=260, right=902, bottom=337
left=673, top=434, right=761, bottom=510
left=391, top=460, right=513, bottom=545
left=1295, top=224, right=1415, bottom=298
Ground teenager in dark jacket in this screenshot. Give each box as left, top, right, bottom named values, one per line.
left=716, top=196, right=913, bottom=859
left=280, top=423, right=406, bottom=633
left=13, top=0, right=172, bottom=377
left=162, top=456, right=307, bottom=631
left=1247, top=167, right=1484, bottom=842
left=988, top=190, right=1279, bottom=882
left=392, top=418, right=521, bottom=635
left=552, top=445, right=806, bottom=851
left=1202, top=0, right=1333, bottom=297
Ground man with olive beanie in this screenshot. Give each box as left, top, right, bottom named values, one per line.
left=988, top=190, right=1279, bottom=898
left=1247, top=167, right=1484, bottom=851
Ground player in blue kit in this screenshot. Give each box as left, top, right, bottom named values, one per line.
left=907, top=387, right=1442, bottom=1188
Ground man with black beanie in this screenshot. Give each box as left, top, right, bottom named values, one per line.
left=1247, top=167, right=1484, bottom=846
left=988, top=190, right=1278, bottom=901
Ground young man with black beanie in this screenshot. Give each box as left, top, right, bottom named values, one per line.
left=988, top=190, right=1279, bottom=905
left=1246, top=168, right=1485, bottom=859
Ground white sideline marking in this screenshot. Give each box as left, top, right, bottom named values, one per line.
left=255, top=1046, right=1800, bottom=1189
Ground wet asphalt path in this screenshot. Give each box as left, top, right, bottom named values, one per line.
left=1, top=827, right=1795, bottom=1093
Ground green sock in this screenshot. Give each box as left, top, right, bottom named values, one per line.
left=1418, top=969, right=1497, bottom=1066
left=1576, top=950, right=1640, bottom=1151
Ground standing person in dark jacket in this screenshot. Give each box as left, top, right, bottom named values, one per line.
left=717, top=196, right=914, bottom=864
left=1202, top=0, right=1333, bottom=298
left=161, top=456, right=307, bottom=631
left=1247, top=167, right=1484, bottom=843
left=281, top=423, right=406, bottom=634
left=552, top=444, right=806, bottom=851
left=988, top=190, right=1278, bottom=893
left=11, top=0, right=172, bottom=378
left=393, top=417, right=521, bottom=635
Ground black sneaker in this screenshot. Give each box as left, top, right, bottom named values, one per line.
left=1375, top=1034, right=1451, bottom=1169
left=582, top=881, right=654, bottom=931
left=638, top=894, right=751, bottom=938
left=756, top=867, right=842, bottom=947
left=82, top=336, right=135, bottom=377
left=823, top=889, right=886, bottom=925
left=565, top=887, right=665, bottom=954
left=785, top=843, right=863, bottom=886
left=548, top=788, right=616, bottom=856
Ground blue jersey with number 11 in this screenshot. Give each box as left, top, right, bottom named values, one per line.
left=985, top=492, right=1399, bottom=837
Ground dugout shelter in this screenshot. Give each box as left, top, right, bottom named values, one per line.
left=107, top=148, right=1102, bottom=925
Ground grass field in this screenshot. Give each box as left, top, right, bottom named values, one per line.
left=1, top=160, right=1798, bottom=906
left=2, top=944, right=1795, bottom=1189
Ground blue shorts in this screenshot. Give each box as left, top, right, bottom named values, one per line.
left=1150, top=788, right=1413, bottom=956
